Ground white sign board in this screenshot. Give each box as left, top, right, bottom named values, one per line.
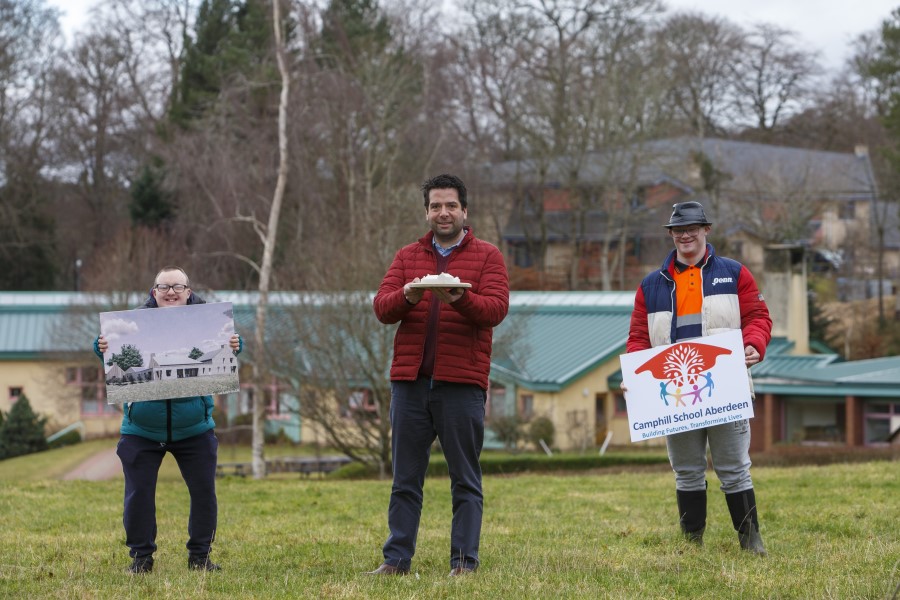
left=619, top=330, right=754, bottom=442
left=99, top=302, right=239, bottom=404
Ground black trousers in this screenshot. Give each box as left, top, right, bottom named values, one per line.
left=382, top=378, right=485, bottom=570
left=116, top=430, right=218, bottom=558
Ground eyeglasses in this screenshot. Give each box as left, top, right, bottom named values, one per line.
left=154, top=283, right=188, bottom=293
left=670, top=226, right=702, bottom=238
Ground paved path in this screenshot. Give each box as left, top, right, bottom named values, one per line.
left=63, top=447, right=121, bottom=481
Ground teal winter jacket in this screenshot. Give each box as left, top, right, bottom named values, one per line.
left=93, top=291, right=243, bottom=443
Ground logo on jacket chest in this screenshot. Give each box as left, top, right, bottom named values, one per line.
left=711, top=277, right=734, bottom=286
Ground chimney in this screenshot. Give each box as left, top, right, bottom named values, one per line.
left=763, top=245, right=809, bottom=355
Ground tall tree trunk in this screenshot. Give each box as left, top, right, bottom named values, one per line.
left=252, top=0, right=290, bottom=479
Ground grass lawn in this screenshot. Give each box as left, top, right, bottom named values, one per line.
left=0, top=445, right=897, bottom=599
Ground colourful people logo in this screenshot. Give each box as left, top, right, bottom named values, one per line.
left=634, top=342, right=732, bottom=409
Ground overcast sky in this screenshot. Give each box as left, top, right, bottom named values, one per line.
left=663, top=0, right=897, bottom=71
left=51, top=0, right=898, bottom=73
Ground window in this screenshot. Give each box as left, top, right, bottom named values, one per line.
left=68, top=366, right=117, bottom=416
left=629, top=187, right=646, bottom=209
left=614, top=393, right=628, bottom=416
left=863, top=401, right=900, bottom=445
left=487, top=383, right=507, bottom=419
left=839, top=201, right=856, bottom=220
left=240, top=378, right=292, bottom=419
left=520, top=394, right=534, bottom=420
left=8, top=387, right=22, bottom=403
left=785, top=401, right=843, bottom=444
left=344, top=389, right=378, bottom=419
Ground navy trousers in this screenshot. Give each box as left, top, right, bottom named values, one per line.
left=382, top=378, right=485, bottom=570
left=116, top=430, right=218, bottom=558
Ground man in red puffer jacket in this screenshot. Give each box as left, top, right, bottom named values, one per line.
left=367, top=174, right=509, bottom=577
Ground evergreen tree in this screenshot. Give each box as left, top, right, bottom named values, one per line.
left=0, top=395, right=48, bottom=460
left=130, top=159, right=175, bottom=227
left=318, top=0, right=392, bottom=70
left=808, top=290, right=839, bottom=353
left=169, top=0, right=275, bottom=127
left=108, top=344, right=144, bottom=371
left=0, top=181, right=59, bottom=290
left=189, top=347, right=203, bottom=360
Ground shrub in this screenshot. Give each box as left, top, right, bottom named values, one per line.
left=265, top=427, right=292, bottom=445
left=489, top=414, right=524, bottom=450
left=425, top=451, right=670, bottom=477
left=0, top=394, right=48, bottom=460
left=231, top=412, right=254, bottom=427
left=527, top=416, right=555, bottom=450
left=329, top=461, right=378, bottom=479
left=48, top=429, right=82, bottom=450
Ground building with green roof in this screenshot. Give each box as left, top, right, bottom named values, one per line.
left=1, top=290, right=899, bottom=451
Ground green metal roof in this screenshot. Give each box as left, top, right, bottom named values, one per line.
left=492, top=311, right=631, bottom=390
left=495, top=292, right=634, bottom=390
left=0, top=291, right=635, bottom=390
left=749, top=352, right=840, bottom=376
left=5, top=291, right=900, bottom=399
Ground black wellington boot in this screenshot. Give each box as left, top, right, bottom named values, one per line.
left=725, top=488, right=767, bottom=556
left=676, top=487, right=707, bottom=544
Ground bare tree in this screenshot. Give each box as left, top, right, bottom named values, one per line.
left=458, top=0, right=668, bottom=290
left=0, top=0, right=64, bottom=288
left=656, top=11, right=743, bottom=137
left=731, top=23, right=822, bottom=132
left=50, top=31, right=142, bottom=283
left=265, top=292, right=395, bottom=475
left=249, top=0, right=291, bottom=479
left=95, top=0, right=198, bottom=126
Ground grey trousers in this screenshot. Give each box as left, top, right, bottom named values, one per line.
left=666, top=419, right=753, bottom=493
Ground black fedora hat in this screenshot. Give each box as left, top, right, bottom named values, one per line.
left=664, top=201, right=712, bottom=228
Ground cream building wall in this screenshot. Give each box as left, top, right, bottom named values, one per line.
left=0, top=360, right=120, bottom=438
left=605, top=390, right=666, bottom=450
left=525, top=359, right=640, bottom=451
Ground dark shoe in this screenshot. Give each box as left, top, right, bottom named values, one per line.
left=127, top=556, right=153, bottom=574
left=449, top=566, right=476, bottom=576
left=188, top=555, right=221, bottom=571
left=725, top=488, right=767, bottom=556
left=738, top=525, right=768, bottom=556
left=677, top=487, right=707, bottom=545
left=366, top=563, right=409, bottom=575
left=683, top=526, right=705, bottom=545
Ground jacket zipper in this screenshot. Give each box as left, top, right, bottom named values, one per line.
left=166, top=399, right=172, bottom=443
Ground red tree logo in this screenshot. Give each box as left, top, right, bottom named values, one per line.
left=635, top=342, right=733, bottom=407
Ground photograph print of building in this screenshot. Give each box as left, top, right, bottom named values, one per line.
left=99, top=302, right=240, bottom=404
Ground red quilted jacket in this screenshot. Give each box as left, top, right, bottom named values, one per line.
left=373, top=227, right=509, bottom=389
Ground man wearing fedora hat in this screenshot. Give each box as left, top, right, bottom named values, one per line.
left=625, top=201, right=772, bottom=555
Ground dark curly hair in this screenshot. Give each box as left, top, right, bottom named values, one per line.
left=422, top=174, right=467, bottom=209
